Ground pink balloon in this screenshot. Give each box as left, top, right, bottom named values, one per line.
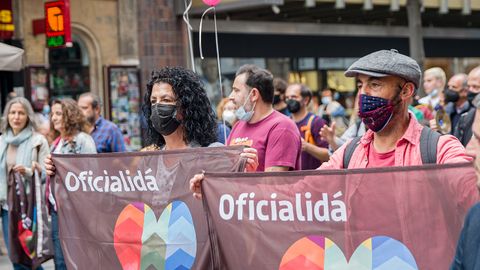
left=203, top=0, right=221, bottom=7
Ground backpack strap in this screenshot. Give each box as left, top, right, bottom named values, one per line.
left=420, top=127, right=441, bottom=164
left=343, top=136, right=362, bottom=169
left=355, top=118, right=363, bottom=137
left=300, top=115, right=316, bottom=145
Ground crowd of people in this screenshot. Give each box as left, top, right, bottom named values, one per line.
left=191, top=50, right=480, bottom=269
left=1, top=94, right=120, bottom=269
left=0, top=49, right=479, bottom=269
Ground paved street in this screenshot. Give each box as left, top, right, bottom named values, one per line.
left=0, top=256, right=54, bottom=269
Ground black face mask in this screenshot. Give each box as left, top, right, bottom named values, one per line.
left=273, top=95, right=281, bottom=105
left=467, top=91, right=478, bottom=103
left=444, top=89, right=460, bottom=103
left=286, top=99, right=301, bottom=113
left=150, top=104, right=181, bottom=136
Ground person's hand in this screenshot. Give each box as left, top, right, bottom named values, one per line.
left=189, top=172, right=205, bottom=200
left=13, top=165, right=27, bottom=175
left=241, top=147, right=258, bottom=172
left=32, top=161, right=41, bottom=172
left=320, top=122, right=336, bottom=145
left=429, top=119, right=439, bottom=132
left=301, top=138, right=309, bottom=151
left=45, top=154, right=56, bottom=176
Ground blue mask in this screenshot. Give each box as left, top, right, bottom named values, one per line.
left=42, top=105, right=50, bottom=115
left=321, top=97, right=332, bottom=105
left=235, top=91, right=256, bottom=122
left=429, top=89, right=439, bottom=97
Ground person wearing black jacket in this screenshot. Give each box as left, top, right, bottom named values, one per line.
left=454, top=67, right=480, bottom=146
left=454, top=107, right=476, bottom=146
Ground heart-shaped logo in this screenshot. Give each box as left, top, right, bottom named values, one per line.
left=279, top=235, right=418, bottom=270
left=114, top=201, right=197, bottom=270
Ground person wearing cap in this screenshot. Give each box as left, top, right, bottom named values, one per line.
left=189, top=50, right=472, bottom=199
left=319, top=49, right=472, bottom=170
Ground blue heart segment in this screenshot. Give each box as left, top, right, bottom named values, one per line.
left=165, top=201, right=197, bottom=270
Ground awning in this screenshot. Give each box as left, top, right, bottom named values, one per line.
left=0, top=42, right=24, bottom=71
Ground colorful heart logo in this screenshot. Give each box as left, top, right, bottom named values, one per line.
left=114, top=201, right=197, bottom=270
left=279, top=235, right=418, bottom=270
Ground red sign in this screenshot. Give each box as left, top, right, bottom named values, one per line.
left=32, top=19, right=46, bottom=36
left=45, top=0, right=71, bottom=48
left=0, top=0, right=14, bottom=40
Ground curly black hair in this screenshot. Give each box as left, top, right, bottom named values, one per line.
left=142, top=66, right=218, bottom=148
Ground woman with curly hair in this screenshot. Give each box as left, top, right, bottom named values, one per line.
left=49, top=98, right=96, bottom=154
left=141, top=66, right=258, bottom=169
left=142, top=66, right=222, bottom=150
left=47, top=98, right=96, bottom=270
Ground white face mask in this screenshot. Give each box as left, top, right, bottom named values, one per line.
left=235, top=90, right=256, bottom=122
left=222, top=110, right=237, bottom=126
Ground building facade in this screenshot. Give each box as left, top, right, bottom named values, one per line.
left=1, top=0, right=480, bottom=115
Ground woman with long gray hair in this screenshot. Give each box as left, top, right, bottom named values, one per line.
left=0, top=97, right=49, bottom=269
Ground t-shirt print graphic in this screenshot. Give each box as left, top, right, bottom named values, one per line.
left=230, top=137, right=253, bottom=147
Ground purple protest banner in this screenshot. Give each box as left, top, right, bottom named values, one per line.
left=202, top=163, right=479, bottom=270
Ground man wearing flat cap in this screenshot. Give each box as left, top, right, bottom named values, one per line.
left=320, top=49, right=472, bottom=169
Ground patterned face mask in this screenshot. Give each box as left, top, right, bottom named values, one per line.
left=358, top=94, right=396, bottom=132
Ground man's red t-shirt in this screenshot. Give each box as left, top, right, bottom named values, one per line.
left=366, top=142, right=395, bottom=168
left=227, top=110, right=301, bottom=171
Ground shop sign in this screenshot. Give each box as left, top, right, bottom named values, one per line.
left=0, top=0, right=14, bottom=39
left=45, top=0, right=71, bottom=48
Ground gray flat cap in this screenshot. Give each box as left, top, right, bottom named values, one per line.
left=345, top=49, right=422, bottom=88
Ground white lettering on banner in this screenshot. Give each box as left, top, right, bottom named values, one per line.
left=219, top=191, right=347, bottom=222
left=64, top=169, right=159, bottom=192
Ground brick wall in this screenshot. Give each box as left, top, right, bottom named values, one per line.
left=137, top=0, right=187, bottom=91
